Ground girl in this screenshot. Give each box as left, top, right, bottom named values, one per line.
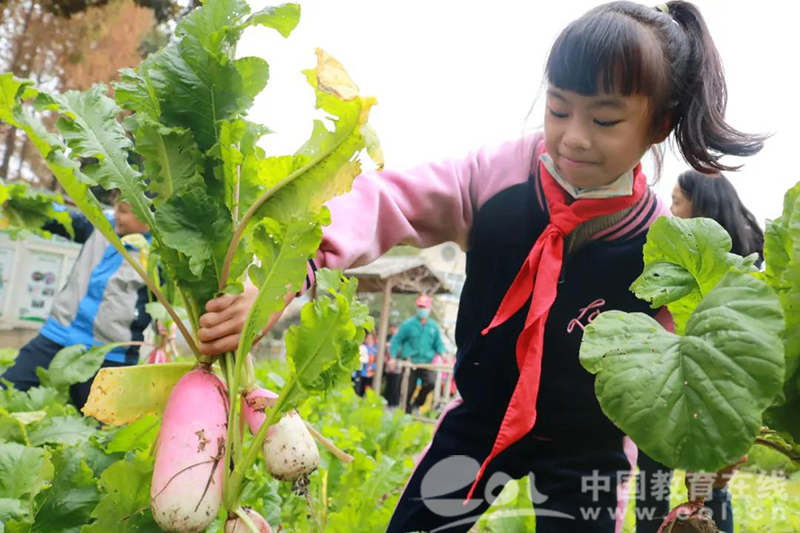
left=637, top=170, right=765, bottom=533
left=197, top=2, right=766, bottom=531
left=671, top=169, right=765, bottom=263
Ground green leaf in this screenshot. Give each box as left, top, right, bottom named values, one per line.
left=30, top=447, right=99, bottom=533
left=177, top=0, right=250, bottom=57
left=765, top=390, right=800, bottom=446
left=0, top=75, right=145, bottom=291
left=113, top=67, right=160, bottom=120
left=143, top=302, right=188, bottom=324
left=81, top=362, right=194, bottom=426
left=236, top=214, right=325, bottom=365
left=0, top=386, right=60, bottom=413
left=27, top=416, right=98, bottom=447
left=0, top=443, right=53, bottom=500
left=0, top=414, right=28, bottom=445
left=779, top=266, right=800, bottom=380
left=241, top=3, right=300, bottom=37
left=43, top=343, right=134, bottom=388
left=145, top=40, right=245, bottom=152
left=279, top=269, right=373, bottom=412
left=0, top=348, right=16, bottom=370
left=630, top=217, right=746, bottom=334
left=581, top=272, right=785, bottom=471
left=8, top=411, right=46, bottom=425
left=783, top=181, right=800, bottom=263
left=0, top=183, right=73, bottom=240
left=154, top=186, right=233, bottom=305
left=105, top=414, right=160, bottom=453
left=764, top=218, right=791, bottom=288
left=211, top=118, right=247, bottom=212
left=235, top=57, right=270, bottom=99
left=82, top=457, right=161, bottom=533
left=43, top=86, right=153, bottom=228
left=250, top=50, right=378, bottom=226
left=761, top=181, right=800, bottom=445
left=0, top=497, right=28, bottom=525
left=132, top=119, right=204, bottom=205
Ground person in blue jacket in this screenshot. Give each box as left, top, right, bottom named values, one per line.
left=2, top=191, right=151, bottom=408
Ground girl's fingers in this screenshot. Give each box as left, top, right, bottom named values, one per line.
left=198, top=318, right=244, bottom=343
left=205, top=293, right=237, bottom=313
left=198, top=310, right=223, bottom=329
left=199, top=333, right=242, bottom=356
left=199, top=297, right=248, bottom=328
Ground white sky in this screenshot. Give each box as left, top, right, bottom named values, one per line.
left=239, top=0, right=800, bottom=225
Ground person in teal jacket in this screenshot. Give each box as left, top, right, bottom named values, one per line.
left=390, top=294, right=446, bottom=413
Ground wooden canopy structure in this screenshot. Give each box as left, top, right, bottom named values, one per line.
left=345, top=256, right=452, bottom=393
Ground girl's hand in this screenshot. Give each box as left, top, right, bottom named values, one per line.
left=198, top=282, right=294, bottom=355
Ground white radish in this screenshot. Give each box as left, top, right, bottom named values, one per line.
left=262, top=410, right=320, bottom=481
left=151, top=367, right=228, bottom=532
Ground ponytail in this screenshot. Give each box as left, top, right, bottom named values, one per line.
left=666, top=1, right=768, bottom=172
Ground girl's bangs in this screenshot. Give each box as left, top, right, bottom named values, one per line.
left=545, top=11, right=666, bottom=98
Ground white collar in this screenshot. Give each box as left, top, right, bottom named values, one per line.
left=540, top=153, right=635, bottom=199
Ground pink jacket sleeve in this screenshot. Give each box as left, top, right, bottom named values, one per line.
left=313, top=132, right=544, bottom=272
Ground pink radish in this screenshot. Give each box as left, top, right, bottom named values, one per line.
left=225, top=508, right=273, bottom=533
left=241, top=387, right=278, bottom=435
left=151, top=367, right=229, bottom=532
left=147, top=347, right=168, bottom=364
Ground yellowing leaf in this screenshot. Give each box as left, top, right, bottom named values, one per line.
left=82, top=363, right=194, bottom=426
left=315, top=48, right=360, bottom=101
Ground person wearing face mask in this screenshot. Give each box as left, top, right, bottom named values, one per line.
left=390, top=294, right=446, bottom=414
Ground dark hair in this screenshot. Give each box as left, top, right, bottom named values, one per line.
left=677, top=170, right=764, bottom=264
left=545, top=1, right=768, bottom=176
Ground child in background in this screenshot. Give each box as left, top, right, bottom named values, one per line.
left=2, top=192, right=151, bottom=408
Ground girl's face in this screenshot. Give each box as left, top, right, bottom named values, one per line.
left=544, top=84, right=659, bottom=189
left=670, top=183, right=693, bottom=218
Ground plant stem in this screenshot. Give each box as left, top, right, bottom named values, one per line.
left=227, top=393, right=286, bottom=508
left=115, top=247, right=201, bottom=358
left=304, top=491, right=322, bottom=533
left=321, top=469, right=328, bottom=529
left=243, top=353, right=256, bottom=390
left=233, top=148, right=241, bottom=224
left=233, top=507, right=260, bottom=533
left=222, top=351, right=239, bottom=511
left=228, top=308, right=339, bottom=501
left=754, top=438, right=800, bottom=463
left=304, top=421, right=353, bottom=463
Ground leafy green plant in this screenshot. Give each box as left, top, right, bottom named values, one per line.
left=0, top=182, right=73, bottom=239
left=579, top=182, right=800, bottom=528
left=581, top=199, right=800, bottom=473
left=250, top=359, right=432, bottom=531
left=0, top=0, right=383, bottom=528
left=1, top=346, right=433, bottom=532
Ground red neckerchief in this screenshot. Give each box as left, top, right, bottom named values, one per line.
left=466, top=157, right=648, bottom=500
